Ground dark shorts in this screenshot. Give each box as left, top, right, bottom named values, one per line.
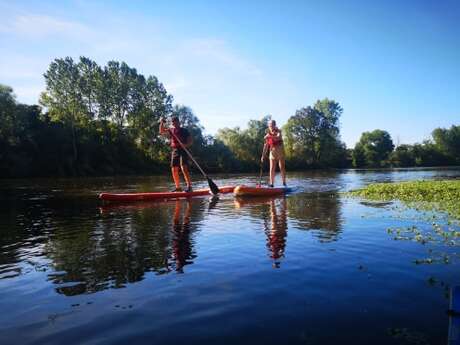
left=171, top=148, right=189, bottom=167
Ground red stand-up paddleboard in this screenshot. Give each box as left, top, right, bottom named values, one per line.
left=233, top=185, right=291, bottom=197
left=99, top=185, right=235, bottom=203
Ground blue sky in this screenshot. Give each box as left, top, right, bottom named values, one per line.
left=0, top=0, right=458, bottom=147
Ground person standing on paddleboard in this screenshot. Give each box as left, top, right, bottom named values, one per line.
left=159, top=116, right=193, bottom=192
left=262, top=120, right=287, bottom=187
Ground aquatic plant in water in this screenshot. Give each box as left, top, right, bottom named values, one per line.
left=348, top=180, right=460, bottom=221
left=348, top=180, right=460, bottom=265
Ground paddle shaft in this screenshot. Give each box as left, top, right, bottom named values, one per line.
left=259, top=143, right=268, bottom=186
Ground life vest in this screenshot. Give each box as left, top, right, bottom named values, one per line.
left=266, top=128, right=283, bottom=147
left=170, top=127, right=189, bottom=148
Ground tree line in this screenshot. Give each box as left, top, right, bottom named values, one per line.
left=0, top=56, right=458, bottom=177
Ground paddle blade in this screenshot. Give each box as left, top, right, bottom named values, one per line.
left=207, top=177, right=220, bottom=195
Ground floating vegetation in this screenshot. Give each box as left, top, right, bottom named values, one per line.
left=385, top=224, right=460, bottom=265
left=386, top=225, right=460, bottom=246
left=348, top=180, right=460, bottom=265
left=386, top=327, right=430, bottom=345
left=348, top=180, right=460, bottom=222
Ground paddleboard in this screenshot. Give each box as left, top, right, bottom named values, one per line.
left=99, top=185, right=235, bottom=203
left=233, top=185, right=292, bottom=197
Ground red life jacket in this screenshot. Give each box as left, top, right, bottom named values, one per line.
left=266, top=128, right=283, bottom=147
left=170, top=127, right=189, bottom=148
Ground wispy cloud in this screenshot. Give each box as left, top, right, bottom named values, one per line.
left=0, top=14, right=91, bottom=39
left=184, top=38, right=263, bottom=76
left=0, top=8, right=273, bottom=126
left=164, top=77, right=188, bottom=94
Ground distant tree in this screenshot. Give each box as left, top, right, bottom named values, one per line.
left=0, top=84, right=17, bottom=147
left=5, top=54, right=458, bottom=178
left=200, top=136, right=238, bottom=172
left=128, top=75, right=172, bottom=160
left=102, top=61, right=134, bottom=128
left=283, top=106, right=317, bottom=166
left=40, top=57, right=86, bottom=170
left=77, top=56, right=100, bottom=120
left=412, top=141, right=449, bottom=167
left=284, top=99, right=345, bottom=167
left=216, top=127, right=254, bottom=164
left=216, top=115, right=271, bottom=169
left=353, top=130, right=394, bottom=167
left=0, top=84, right=51, bottom=176
left=39, top=56, right=174, bottom=173
left=352, top=144, right=366, bottom=168
left=432, top=125, right=460, bottom=164
left=246, top=115, right=271, bottom=161
left=389, top=144, right=415, bottom=167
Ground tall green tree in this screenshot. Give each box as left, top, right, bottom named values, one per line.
left=353, top=130, right=394, bottom=167
left=0, top=84, right=52, bottom=176
left=432, top=125, right=460, bottom=164
left=0, top=84, right=17, bottom=147
left=40, top=57, right=87, bottom=170
left=389, top=144, right=416, bottom=167
left=283, top=106, right=318, bottom=165
left=216, top=127, right=253, bottom=164
left=283, top=99, right=346, bottom=167
left=128, top=75, right=172, bottom=160
left=216, top=115, right=270, bottom=169
left=77, top=56, right=100, bottom=121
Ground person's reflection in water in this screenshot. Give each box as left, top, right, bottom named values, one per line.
left=170, top=199, right=194, bottom=273
left=265, top=197, right=288, bottom=268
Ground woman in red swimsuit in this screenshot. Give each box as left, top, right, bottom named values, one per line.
left=262, top=120, right=287, bottom=187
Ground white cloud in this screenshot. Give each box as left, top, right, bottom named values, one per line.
left=0, top=8, right=282, bottom=131
left=164, top=77, right=187, bottom=94
left=0, top=14, right=91, bottom=39
left=184, top=38, right=263, bottom=76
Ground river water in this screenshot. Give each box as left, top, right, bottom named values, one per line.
left=1, top=168, right=459, bottom=345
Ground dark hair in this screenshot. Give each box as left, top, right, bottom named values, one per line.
left=171, top=116, right=179, bottom=122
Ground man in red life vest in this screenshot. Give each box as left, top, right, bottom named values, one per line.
left=159, top=116, right=193, bottom=192
left=262, top=120, right=287, bottom=187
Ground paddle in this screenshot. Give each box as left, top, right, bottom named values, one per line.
left=167, top=126, right=220, bottom=195
left=258, top=143, right=268, bottom=187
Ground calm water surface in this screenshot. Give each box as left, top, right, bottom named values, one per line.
left=1, top=168, right=460, bottom=345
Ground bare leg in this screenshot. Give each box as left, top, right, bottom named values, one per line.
left=278, top=159, right=286, bottom=185
left=269, top=159, right=277, bottom=186
left=181, top=164, right=192, bottom=188
left=172, top=167, right=181, bottom=188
